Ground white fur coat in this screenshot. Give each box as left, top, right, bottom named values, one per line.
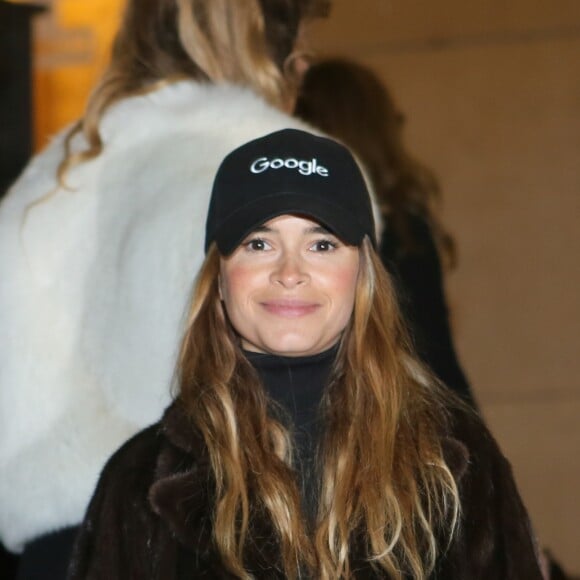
left=0, top=81, right=343, bottom=551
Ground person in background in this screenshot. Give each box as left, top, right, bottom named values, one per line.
left=297, top=58, right=579, bottom=580
left=295, top=58, right=476, bottom=407
left=0, top=1, right=330, bottom=578
left=68, top=128, right=544, bottom=579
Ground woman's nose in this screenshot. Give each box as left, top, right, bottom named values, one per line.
left=270, top=254, right=309, bottom=288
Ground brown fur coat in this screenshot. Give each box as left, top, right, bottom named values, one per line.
left=67, top=401, right=544, bottom=579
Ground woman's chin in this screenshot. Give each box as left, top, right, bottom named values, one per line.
left=245, top=335, right=335, bottom=357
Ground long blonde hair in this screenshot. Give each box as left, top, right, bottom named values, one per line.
left=177, top=239, right=460, bottom=579
left=56, top=0, right=329, bottom=188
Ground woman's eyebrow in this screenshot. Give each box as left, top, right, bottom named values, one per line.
left=247, top=224, right=332, bottom=235
left=305, top=225, right=332, bottom=235
left=248, top=225, right=272, bottom=234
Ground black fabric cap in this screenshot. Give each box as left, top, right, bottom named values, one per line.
left=205, top=129, right=376, bottom=255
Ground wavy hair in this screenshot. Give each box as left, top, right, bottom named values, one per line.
left=177, top=239, right=460, bottom=579
left=55, top=0, right=330, bottom=189
left=295, top=58, right=456, bottom=268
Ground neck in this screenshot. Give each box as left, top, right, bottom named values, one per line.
left=244, top=347, right=337, bottom=418
left=244, top=345, right=338, bottom=520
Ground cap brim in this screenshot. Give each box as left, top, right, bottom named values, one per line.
left=213, top=192, right=364, bottom=255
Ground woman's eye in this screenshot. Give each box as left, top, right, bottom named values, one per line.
left=310, top=239, right=338, bottom=252
left=245, top=238, right=270, bottom=252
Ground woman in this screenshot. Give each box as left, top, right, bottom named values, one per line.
left=295, top=59, right=475, bottom=406
left=68, top=129, right=543, bottom=579
left=0, top=1, right=329, bottom=577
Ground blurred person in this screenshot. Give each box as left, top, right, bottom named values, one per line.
left=68, top=128, right=544, bottom=579
left=0, top=1, right=330, bottom=577
left=297, top=58, right=579, bottom=580
left=295, top=58, right=476, bottom=407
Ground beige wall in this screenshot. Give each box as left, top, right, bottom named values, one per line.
left=310, top=0, right=580, bottom=572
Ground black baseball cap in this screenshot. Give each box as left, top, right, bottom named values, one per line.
left=205, top=128, right=376, bottom=255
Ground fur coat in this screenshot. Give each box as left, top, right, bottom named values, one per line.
left=0, top=81, right=370, bottom=552
left=67, top=401, right=544, bottom=579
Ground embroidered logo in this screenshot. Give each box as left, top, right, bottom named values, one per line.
left=250, top=157, right=329, bottom=177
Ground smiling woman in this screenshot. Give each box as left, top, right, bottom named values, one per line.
left=220, top=215, right=360, bottom=356
left=68, top=129, right=545, bottom=580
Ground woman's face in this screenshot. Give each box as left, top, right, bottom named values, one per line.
left=219, top=215, right=360, bottom=356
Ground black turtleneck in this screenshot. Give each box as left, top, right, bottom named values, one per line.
left=244, top=346, right=337, bottom=519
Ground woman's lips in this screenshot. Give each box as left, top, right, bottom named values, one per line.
left=260, top=299, right=321, bottom=318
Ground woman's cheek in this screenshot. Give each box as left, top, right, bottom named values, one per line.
left=221, top=264, right=260, bottom=307
left=318, top=262, right=359, bottom=293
